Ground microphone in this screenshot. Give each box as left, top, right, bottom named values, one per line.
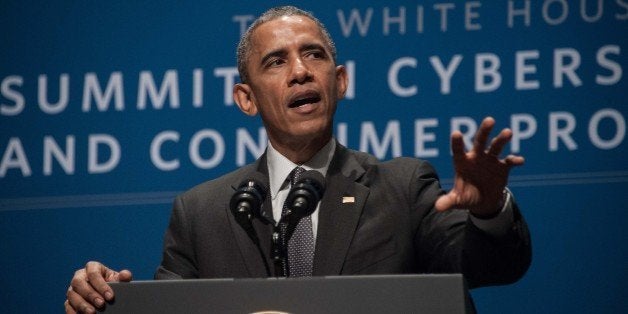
left=229, top=174, right=271, bottom=276
left=283, top=170, right=326, bottom=226
left=229, top=174, right=268, bottom=234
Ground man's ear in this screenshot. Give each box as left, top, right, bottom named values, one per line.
left=233, top=83, right=258, bottom=116
left=335, top=65, right=348, bottom=100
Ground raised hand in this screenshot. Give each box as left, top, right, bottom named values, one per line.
left=435, top=117, right=524, bottom=217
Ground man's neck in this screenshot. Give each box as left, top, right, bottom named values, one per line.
left=268, top=133, right=332, bottom=165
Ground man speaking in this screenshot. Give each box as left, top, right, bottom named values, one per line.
left=65, top=6, right=531, bottom=313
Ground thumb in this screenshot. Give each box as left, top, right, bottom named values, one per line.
left=435, top=193, right=456, bottom=211
left=117, top=270, right=133, bottom=282
left=104, top=268, right=133, bottom=282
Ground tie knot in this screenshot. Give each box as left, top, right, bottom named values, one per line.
left=289, top=166, right=306, bottom=187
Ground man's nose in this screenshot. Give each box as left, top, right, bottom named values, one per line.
left=289, top=58, right=312, bottom=85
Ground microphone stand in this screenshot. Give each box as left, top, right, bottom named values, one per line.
left=229, top=177, right=272, bottom=277
left=271, top=225, right=287, bottom=277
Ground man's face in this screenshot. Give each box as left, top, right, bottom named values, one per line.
left=234, top=15, right=347, bottom=146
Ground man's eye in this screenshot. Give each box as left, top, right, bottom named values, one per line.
left=267, top=59, right=285, bottom=67
left=307, top=51, right=325, bottom=59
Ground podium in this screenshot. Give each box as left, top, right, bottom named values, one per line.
left=101, top=274, right=473, bottom=313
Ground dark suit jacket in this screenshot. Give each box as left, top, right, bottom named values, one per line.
left=155, top=143, right=531, bottom=288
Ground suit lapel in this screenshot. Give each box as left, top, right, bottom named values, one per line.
left=313, top=145, right=369, bottom=276
left=226, top=154, right=274, bottom=277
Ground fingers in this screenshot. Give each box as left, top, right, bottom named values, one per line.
left=472, top=117, right=495, bottom=153
left=117, top=269, right=133, bottom=282
left=435, top=193, right=457, bottom=211
left=451, top=131, right=466, bottom=160
left=69, top=268, right=105, bottom=312
left=487, top=128, right=512, bottom=157
left=505, top=154, right=525, bottom=166
left=66, top=285, right=97, bottom=314
left=474, top=118, right=524, bottom=164
left=85, top=261, right=115, bottom=301
left=64, top=299, right=77, bottom=314
left=67, top=261, right=123, bottom=313
left=64, top=300, right=73, bottom=314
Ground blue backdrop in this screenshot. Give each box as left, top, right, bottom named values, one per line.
left=1, top=0, right=627, bottom=312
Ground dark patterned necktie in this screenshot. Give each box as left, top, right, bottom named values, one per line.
left=282, top=166, right=315, bottom=277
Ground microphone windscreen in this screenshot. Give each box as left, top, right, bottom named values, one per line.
left=296, top=170, right=326, bottom=193
left=230, top=173, right=269, bottom=221
left=243, top=172, right=269, bottom=196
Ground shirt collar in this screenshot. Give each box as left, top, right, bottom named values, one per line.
left=266, top=139, right=336, bottom=200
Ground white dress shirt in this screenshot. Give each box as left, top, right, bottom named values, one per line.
left=266, top=139, right=335, bottom=240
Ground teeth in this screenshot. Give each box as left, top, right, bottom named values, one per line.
left=290, top=96, right=320, bottom=108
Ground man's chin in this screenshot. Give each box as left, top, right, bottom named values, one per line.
left=285, top=127, right=332, bottom=143
left=305, top=122, right=334, bottom=134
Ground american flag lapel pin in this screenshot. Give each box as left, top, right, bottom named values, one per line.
left=342, top=196, right=355, bottom=204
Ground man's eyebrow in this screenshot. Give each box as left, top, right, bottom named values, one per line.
left=259, top=43, right=328, bottom=66
left=301, top=43, right=327, bottom=53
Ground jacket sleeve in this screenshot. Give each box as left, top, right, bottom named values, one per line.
left=154, top=195, right=199, bottom=280
left=412, top=161, right=532, bottom=289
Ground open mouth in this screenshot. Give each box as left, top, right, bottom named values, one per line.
left=288, top=93, right=321, bottom=108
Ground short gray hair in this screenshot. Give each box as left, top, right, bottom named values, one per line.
left=236, top=6, right=337, bottom=84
